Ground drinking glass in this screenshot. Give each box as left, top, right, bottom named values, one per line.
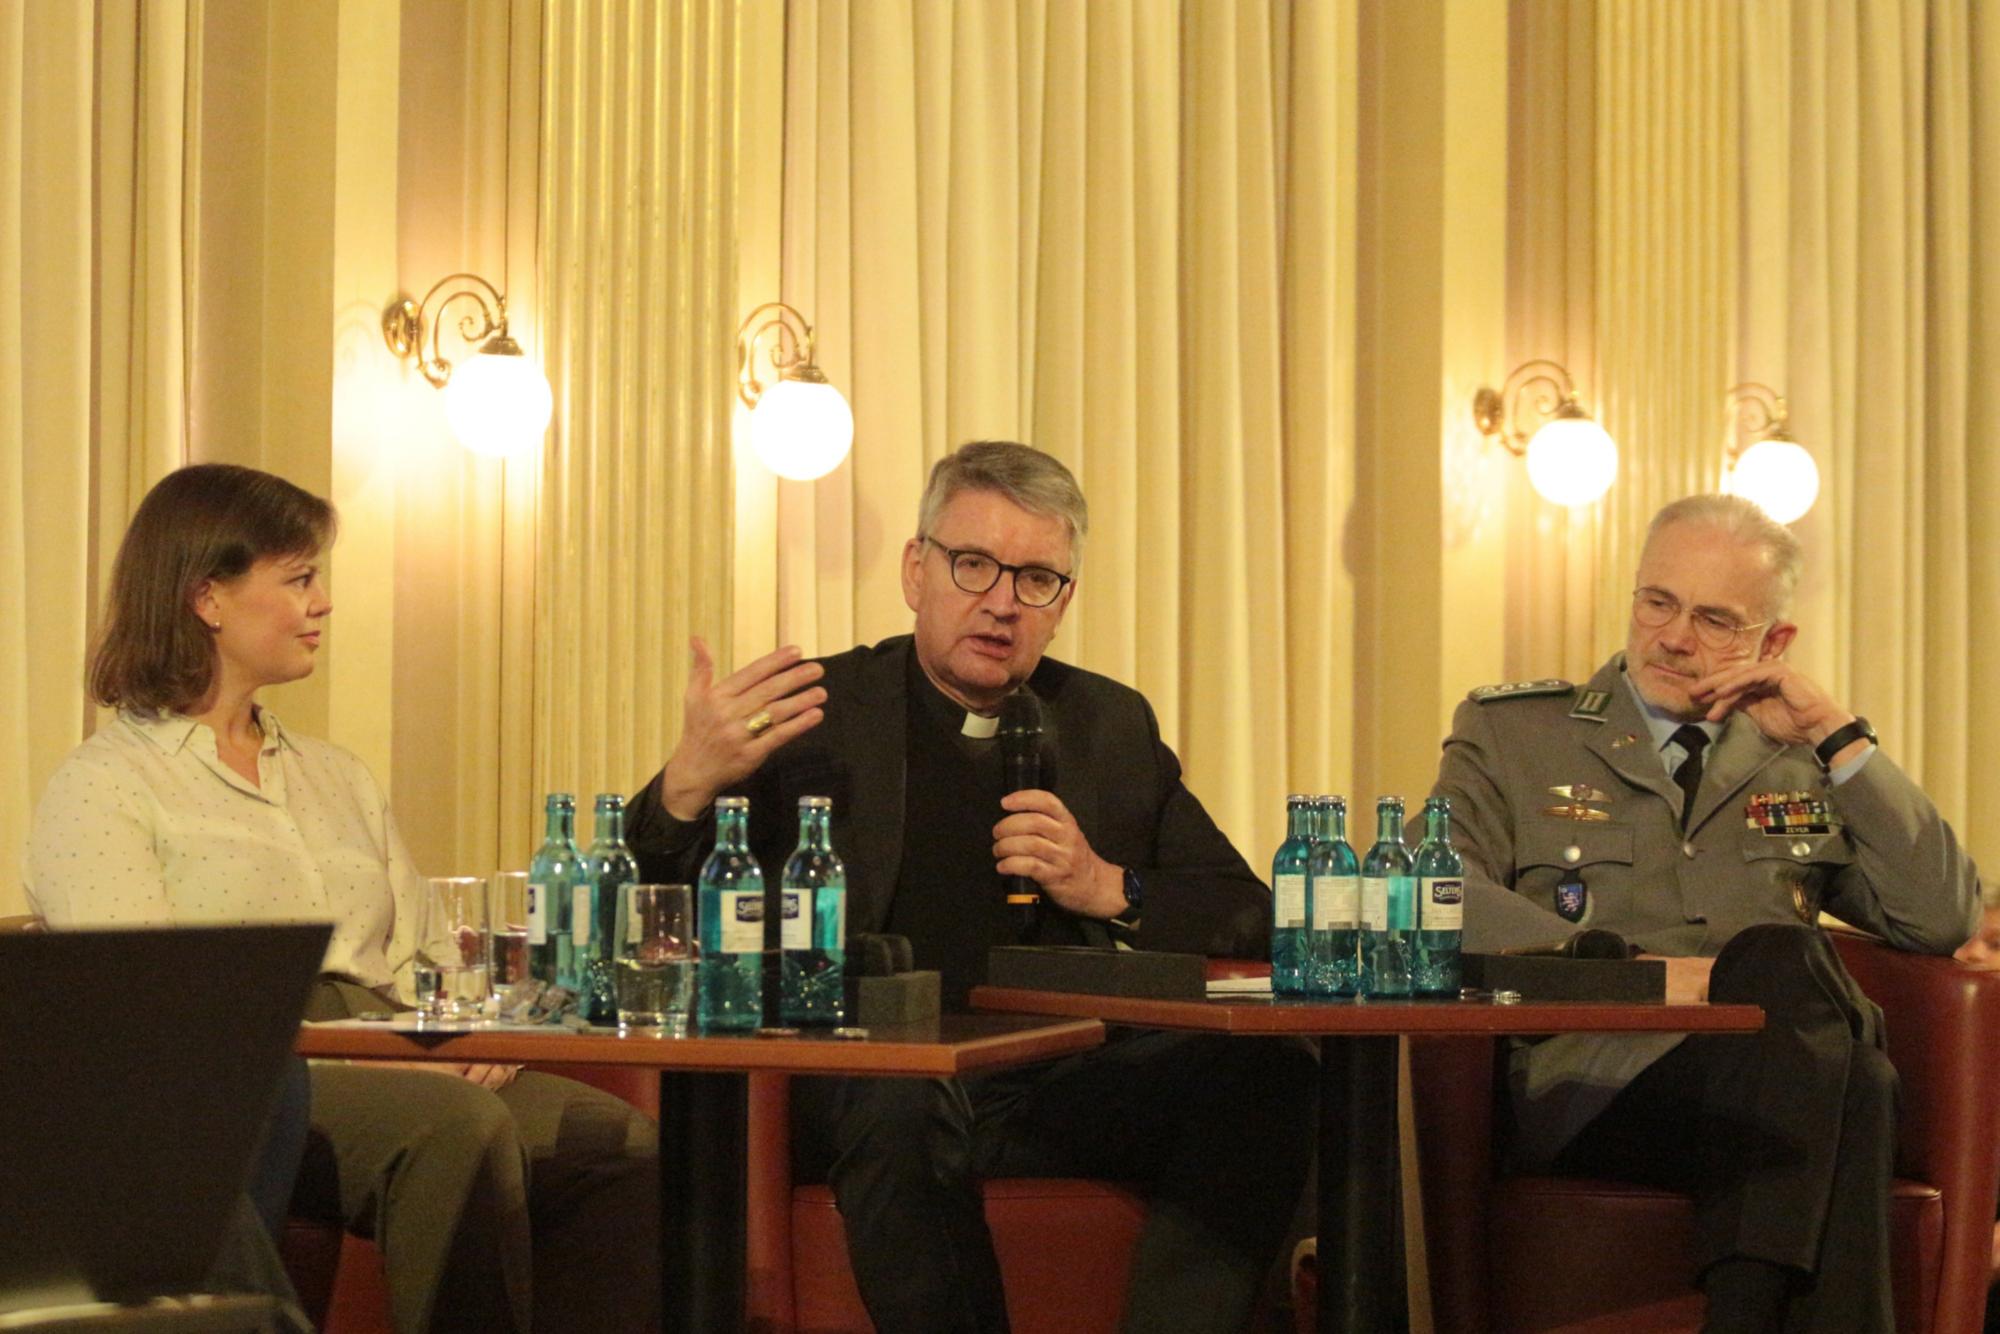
left=415, top=876, right=490, bottom=1019
left=487, top=871, right=533, bottom=1001
left=615, top=884, right=694, bottom=1036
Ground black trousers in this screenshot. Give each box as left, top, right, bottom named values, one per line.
left=792, top=1028, right=1318, bottom=1334
left=1552, top=924, right=1898, bottom=1333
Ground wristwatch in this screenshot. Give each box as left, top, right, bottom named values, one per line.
left=1119, top=866, right=1145, bottom=917
left=1814, top=716, right=1877, bottom=771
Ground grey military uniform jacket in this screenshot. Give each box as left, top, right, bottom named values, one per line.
left=1433, top=652, right=1980, bottom=1166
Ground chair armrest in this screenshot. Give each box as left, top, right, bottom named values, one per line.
left=1830, top=930, right=2000, bottom=1333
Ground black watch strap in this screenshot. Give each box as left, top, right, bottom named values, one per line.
left=1814, top=716, right=1876, bottom=770
left=1120, top=865, right=1144, bottom=915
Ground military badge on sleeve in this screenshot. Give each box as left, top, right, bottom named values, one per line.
left=1555, top=877, right=1588, bottom=922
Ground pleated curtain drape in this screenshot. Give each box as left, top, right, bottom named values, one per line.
left=1515, top=0, right=1995, bottom=854
left=1590, top=1, right=1740, bottom=629
left=771, top=0, right=1357, bottom=861
left=1737, top=0, right=2000, bottom=851
left=1, top=0, right=190, bottom=917
left=532, top=0, right=740, bottom=816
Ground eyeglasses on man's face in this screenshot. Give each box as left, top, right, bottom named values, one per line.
left=1631, top=587, right=1769, bottom=651
left=924, top=538, right=1073, bottom=609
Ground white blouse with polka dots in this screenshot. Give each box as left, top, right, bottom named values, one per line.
left=24, top=709, right=422, bottom=990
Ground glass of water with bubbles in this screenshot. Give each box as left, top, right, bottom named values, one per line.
left=415, top=876, right=490, bottom=1019
left=615, top=884, right=694, bottom=1036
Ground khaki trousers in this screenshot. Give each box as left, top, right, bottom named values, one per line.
left=297, top=981, right=658, bottom=1334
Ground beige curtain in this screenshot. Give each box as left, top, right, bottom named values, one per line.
left=532, top=0, right=739, bottom=817
left=1588, top=1, right=1740, bottom=636
left=774, top=0, right=1357, bottom=861
left=1, top=2, right=92, bottom=917
left=1, top=1, right=190, bottom=915
left=1740, top=0, right=1999, bottom=854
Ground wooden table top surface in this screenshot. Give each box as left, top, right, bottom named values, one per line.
left=969, top=986, right=1764, bottom=1037
left=298, top=1010, right=1105, bottom=1077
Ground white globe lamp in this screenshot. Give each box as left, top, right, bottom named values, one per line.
left=1725, top=436, right=1820, bottom=524
left=1524, top=407, right=1619, bottom=508
left=748, top=371, right=855, bottom=481
left=442, top=335, right=554, bottom=459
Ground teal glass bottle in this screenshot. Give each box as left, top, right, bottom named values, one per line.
left=779, top=797, right=847, bottom=1025
left=697, top=796, right=766, bottom=1031
left=1308, top=796, right=1361, bottom=997
left=1361, top=796, right=1414, bottom=997
left=1413, top=796, right=1465, bottom=996
left=527, top=793, right=585, bottom=990
left=577, top=793, right=638, bottom=1023
left=1270, top=795, right=1314, bottom=996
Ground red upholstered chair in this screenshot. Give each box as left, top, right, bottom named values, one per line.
left=280, top=1064, right=659, bottom=1334
left=746, top=1072, right=1149, bottom=1333
left=746, top=959, right=1280, bottom=1333
left=1366, top=931, right=2000, bottom=1334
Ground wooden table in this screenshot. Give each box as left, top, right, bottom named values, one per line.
left=971, top=987, right=1764, bottom=1334
left=298, top=1014, right=1103, bottom=1332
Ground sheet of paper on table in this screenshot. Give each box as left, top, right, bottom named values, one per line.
left=1204, top=975, right=1273, bottom=996
left=304, top=1017, right=613, bottom=1036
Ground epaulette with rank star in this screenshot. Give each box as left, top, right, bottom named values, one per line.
left=1468, top=678, right=1575, bottom=704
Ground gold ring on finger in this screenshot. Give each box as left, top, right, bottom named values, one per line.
left=745, top=710, right=775, bottom=737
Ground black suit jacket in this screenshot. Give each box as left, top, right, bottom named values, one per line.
left=626, top=636, right=1270, bottom=959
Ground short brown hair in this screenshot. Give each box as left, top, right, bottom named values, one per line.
left=90, top=464, right=336, bottom=714
left=916, top=441, right=1089, bottom=569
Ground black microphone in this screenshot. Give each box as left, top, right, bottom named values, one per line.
left=998, top=689, right=1045, bottom=938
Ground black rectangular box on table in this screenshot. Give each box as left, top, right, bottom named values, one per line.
left=1460, top=953, right=1667, bottom=1003
left=985, top=945, right=1207, bottom=1000
left=843, top=970, right=942, bottom=1025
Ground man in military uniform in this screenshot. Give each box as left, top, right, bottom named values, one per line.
left=1435, top=494, right=1980, bottom=1332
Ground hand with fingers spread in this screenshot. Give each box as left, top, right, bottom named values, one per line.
left=1688, top=659, right=1857, bottom=753
left=992, top=789, right=1127, bottom=919
left=658, top=637, right=828, bottom=820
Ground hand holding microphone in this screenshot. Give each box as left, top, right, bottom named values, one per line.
left=993, top=690, right=1127, bottom=925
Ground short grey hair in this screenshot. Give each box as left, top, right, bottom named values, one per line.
left=1644, top=493, right=1803, bottom=619
left=916, top=441, right=1089, bottom=569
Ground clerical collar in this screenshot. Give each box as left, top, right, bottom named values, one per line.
left=907, top=653, right=1002, bottom=740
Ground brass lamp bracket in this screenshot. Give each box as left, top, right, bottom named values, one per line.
left=1472, top=359, right=1587, bottom=458
left=383, top=272, right=511, bottom=389
left=736, top=301, right=822, bottom=409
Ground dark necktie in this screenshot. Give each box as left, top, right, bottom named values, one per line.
left=1671, top=724, right=1711, bottom=831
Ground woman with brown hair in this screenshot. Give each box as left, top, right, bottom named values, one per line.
left=26, top=463, right=657, bottom=1334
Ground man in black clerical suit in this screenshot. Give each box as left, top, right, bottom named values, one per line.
left=628, top=441, right=1314, bottom=1334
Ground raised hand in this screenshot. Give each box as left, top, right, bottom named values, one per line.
left=1689, top=659, right=1855, bottom=749
left=993, top=790, right=1126, bottom=919
left=658, top=637, right=827, bottom=820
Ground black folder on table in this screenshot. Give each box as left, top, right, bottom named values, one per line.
left=0, top=924, right=327, bottom=1315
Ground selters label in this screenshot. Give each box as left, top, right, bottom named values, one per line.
left=720, top=891, right=764, bottom=954
left=1274, top=874, right=1307, bottom=928
left=572, top=885, right=591, bottom=947
left=1360, top=875, right=1388, bottom=932
left=1313, top=874, right=1359, bottom=930
left=1421, top=877, right=1464, bottom=931
left=527, top=883, right=547, bottom=946
left=781, top=891, right=808, bottom=950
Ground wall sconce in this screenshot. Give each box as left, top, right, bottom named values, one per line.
left=1721, top=383, right=1819, bottom=523
left=1471, top=360, right=1619, bottom=507
left=736, top=302, right=854, bottom=482
left=383, top=273, right=554, bottom=459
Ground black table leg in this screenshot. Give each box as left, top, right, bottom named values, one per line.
left=1319, top=1034, right=1400, bottom=1334
left=658, top=1070, right=747, bottom=1333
